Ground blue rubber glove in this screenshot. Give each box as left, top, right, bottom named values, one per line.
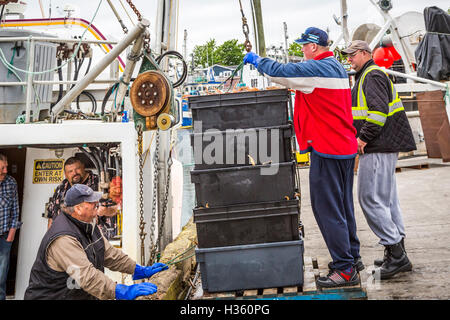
left=243, top=52, right=262, bottom=68
left=115, top=283, right=157, bottom=300
left=132, top=263, right=169, bottom=280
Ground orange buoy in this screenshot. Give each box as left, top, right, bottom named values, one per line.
left=373, top=47, right=394, bottom=68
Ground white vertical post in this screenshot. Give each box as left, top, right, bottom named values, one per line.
left=341, top=0, right=349, bottom=44
left=25, top=39, right=35, bottom=123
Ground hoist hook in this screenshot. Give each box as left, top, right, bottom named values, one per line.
left=238, top=0, right=253, bottom=52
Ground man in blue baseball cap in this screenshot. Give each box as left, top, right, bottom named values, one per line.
left=244, top=27, right=362, bottom=289
left=294, top=27, right=329, bottom=47
left=25, top=184, right=168, bottom=300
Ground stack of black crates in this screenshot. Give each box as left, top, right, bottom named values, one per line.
left=189, top=89, right=304, bottom=293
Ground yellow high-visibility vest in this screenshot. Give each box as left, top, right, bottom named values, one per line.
left=352, top=65, right=405, bottom=127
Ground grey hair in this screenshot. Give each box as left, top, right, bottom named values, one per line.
left=61, top=204, right=75, bottom=214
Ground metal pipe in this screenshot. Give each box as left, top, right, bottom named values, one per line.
left=0, top=82, right=27, bottom=86
left=25, top=40, right=35, bottom=123
left=111, top=29, right=146, bottom=116
left=155, top=0, right=164, bottom=55
left=368, top=0, right=413, bottom=74
left=34, top=79, right=119, bottom=85
left=0, top=37, right=118, bottom=44
left=51, top=19, right=149, bottom=120
left=386, top=69, right=450, bottom=122
left=106, top=0, right=128, bottom=33
left=406, top=111, right=420, bottom=118
left=383, top=68, right=448, bottom=89
left=283, top=22, right=289, bottom=63
left=340, top=0, right=349, bottom=44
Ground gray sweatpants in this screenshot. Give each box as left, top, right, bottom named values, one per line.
left=357, top=152, right=406, bottom=246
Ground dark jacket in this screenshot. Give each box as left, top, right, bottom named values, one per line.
left=24, top=212, right=105, bottom=300
left=352, top=60, right=416, bottom=153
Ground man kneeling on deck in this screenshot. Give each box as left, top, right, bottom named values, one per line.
left=24, top=184, right=168, bottom=300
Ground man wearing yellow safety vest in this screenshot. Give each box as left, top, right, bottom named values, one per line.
left=343, top=40, right=416, bottom=280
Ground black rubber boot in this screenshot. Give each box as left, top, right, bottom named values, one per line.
left=328, top=257, right=365, bottom=272
left=374, top=238, right=405, bottom=267
left=372, top=241, right=412, bottom=280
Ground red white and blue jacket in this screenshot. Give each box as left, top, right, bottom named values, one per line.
left=257, top=51, right=357, bottom=159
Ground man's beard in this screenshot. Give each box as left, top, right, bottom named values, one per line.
left=71, top=174, right=82, bottom=184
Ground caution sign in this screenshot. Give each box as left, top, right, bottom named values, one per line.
left=33, top=159, right=64, bottom=184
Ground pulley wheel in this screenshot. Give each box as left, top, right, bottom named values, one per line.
left=157, top=113, right=175, bottom=131
left=130, top=70, right=171, bottom=117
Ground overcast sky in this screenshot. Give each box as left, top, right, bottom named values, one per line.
left=22, top=0, right=450, bottom=57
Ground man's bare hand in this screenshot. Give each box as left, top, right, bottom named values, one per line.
left=357, top=137, right=367, bottom=155
left=97, top=204, right=119, bottom=217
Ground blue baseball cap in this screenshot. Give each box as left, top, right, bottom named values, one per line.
left=65, top=184, right=102, bottom=207
left=294, top=27, right=329, bottom=46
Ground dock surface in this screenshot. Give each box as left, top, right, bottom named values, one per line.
left=189, top=156, right=449, bottom=300
left=300, top=156, right=450, bottom=299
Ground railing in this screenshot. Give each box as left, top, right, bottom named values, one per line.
left=0, top=36, right=122, bottom=123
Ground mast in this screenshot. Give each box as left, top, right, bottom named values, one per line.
left=251, top=0, right=266, bottom=57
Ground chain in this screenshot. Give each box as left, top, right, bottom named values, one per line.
left=149, top=129, right=174, bottom=265
left=148, top=129, right=160, bottom=264
left=143, top=31, right=151, bottom=54
left=137, top=124, right=147, bottom=265
left=125, top=0, right=142, bottom=21
left=238, top=0, right=252, bottom=52
left=154, top=129, right=174, bottom=258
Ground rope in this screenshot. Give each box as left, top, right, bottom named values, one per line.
left=0, top=0, right=103, bottom=75
left=217, top=61, right=245, bottom=92
left=166, top=245, right=196, bottom=266
left=426, top=31, right=450, bottom=36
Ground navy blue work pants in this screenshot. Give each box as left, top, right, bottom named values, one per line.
left=309, top=152, right=360, bottom=271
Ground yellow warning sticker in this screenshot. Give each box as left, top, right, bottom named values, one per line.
left=33, top=159, right=64, bottom=184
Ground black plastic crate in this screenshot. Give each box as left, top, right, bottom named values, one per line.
left=190, top=124, right=294, bottom=169
left=189, top=89, right=290, bottom=132
left=190, top=161, right=297, bottom=208
left=194, top=200, right=300, bottom=248
left=196, top=238, right=304, bottom=292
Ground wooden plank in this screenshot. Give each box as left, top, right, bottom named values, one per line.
left=396, top=163, right=430, bottom=172
left=215, top=292, right=236, bottom=299
left=283, top=286, right=299, bottom=296
left=262, top=288, right=278, bottom=298
left=243, top=289, right=258, bottom=299
left=201, top=290, right=215, bottom=300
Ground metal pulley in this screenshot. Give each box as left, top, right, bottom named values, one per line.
left=130, top=70, right=172, bottom=130
left=157, top=113, right=175, bottom=131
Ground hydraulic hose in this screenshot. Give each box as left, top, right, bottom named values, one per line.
left=89, top=147, right=104, bottom=174
left=50, top=59, right=64, bottom=111
left=76, top=90, right=97, bottom=113
left=155, top=50, right=188, bottom=88
left=78, top=147, right=100, bottom=177
left=101, top=82, right=119, bottom=116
